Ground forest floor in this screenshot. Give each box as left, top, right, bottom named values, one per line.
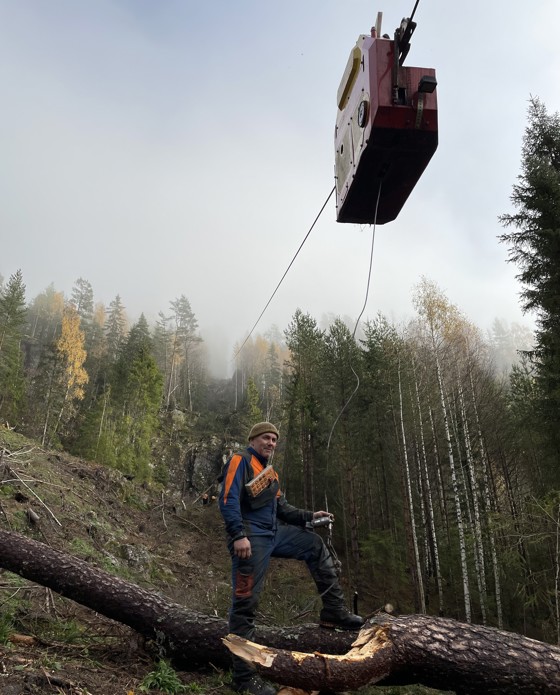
left=0, top=427, right=453, bottom=695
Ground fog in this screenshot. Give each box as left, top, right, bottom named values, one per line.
left=2, top=0, right=555, bottom=376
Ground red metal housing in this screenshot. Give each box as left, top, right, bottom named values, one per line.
left=335, top=30, right=438, bottom=224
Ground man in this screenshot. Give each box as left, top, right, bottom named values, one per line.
left=219, top=421, right=363, bottom=695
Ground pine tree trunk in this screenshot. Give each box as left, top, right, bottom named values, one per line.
left=226, top=613, right=560, bottom=694
left=1, top=528, right=560, bottom=693
left=0, top=527, right=348, bottom=666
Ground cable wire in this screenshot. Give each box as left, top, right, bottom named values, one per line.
left=233, top=185, right=336, bottom=360
left=326, top=180, right=382, bottom=453
left=321, top=179, right=382, bottom=589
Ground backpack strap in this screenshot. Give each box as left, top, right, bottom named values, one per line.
left=217, top=448, right=253, bottom=483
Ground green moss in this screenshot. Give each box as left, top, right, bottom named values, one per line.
left=149, top=564, right=176, bottom=584
left=70, top=538, right=96, bottom=558
left=0, top=429, right=34, bottom=450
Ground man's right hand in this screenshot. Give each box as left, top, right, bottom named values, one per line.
left=233, top=537, right=251, bottom=558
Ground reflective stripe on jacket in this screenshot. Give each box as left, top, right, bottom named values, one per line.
left=218, top=447, right=312, bottom=541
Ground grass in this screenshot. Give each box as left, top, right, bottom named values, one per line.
left=139, top=659, right=189, bottom=693
left=0, top=613, right=15, bottom=645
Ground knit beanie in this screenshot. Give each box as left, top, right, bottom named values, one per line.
left=248, top=421, right=280, bottom=441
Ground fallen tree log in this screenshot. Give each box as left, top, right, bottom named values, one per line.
left=225, top=613, right=560, bottom=694
left=0, top=528, right=352, bottom=666
left=2, top=528, right=560, bottom=693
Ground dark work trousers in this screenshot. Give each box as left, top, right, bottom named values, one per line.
left=228, top=523, right=344, bottom=684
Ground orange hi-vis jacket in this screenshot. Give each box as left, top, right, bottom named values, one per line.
left=218, top=447, right=312, bottom=542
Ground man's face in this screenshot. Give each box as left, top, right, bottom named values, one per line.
left=250, top=432, right=278, bottom=460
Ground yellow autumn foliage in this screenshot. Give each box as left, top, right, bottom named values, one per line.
left=56, top=305, right=89, bottom=401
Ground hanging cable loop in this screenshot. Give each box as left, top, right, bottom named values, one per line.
left=321, top=179, right=382, bottom=584
left=326, top=179, right=382, bottom=454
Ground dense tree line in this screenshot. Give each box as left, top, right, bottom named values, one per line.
left=0, top=99, right=558, bottom=646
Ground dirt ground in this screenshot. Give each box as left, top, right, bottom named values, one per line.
left=0, top=638, right=231, bottom=694
left=0, top=431, right=234, bottom=694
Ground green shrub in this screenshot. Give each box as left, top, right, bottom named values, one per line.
left=139, top=659, right=188, bottom=694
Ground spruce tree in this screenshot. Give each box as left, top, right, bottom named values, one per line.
left=500, top=97, right=560, bottom=453
left=283, top=310, right=327, bottom=509
left=70, top=278, right=94, bottom=327
left=105, top=295, right=127, bottom=364
left=74, top=317, right=162, bottom=479
left=0, top=270, right=27, bottom=423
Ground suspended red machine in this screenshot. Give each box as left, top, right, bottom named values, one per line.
left=335, top=10, right=438, bottom=224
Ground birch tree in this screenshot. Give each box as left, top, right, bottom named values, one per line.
left=468, top=367, right=503, bottom=628
left=411, top=357, right=444, bottom=615
left=413, top=277, right=472, bottom=622
left=396, top=352, right=425, bottom=612
left=40, top=304, right=88, bottom=446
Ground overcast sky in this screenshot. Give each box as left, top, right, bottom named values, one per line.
left=2, top=1, right=558, bottom=375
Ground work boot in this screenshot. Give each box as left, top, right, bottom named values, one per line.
left=232, top=674, right=276, bottom=695
left=319, top=606, right=364, bottom=630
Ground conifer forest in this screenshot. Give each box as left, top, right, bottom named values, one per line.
left=2, top=97, right=560, bottom=649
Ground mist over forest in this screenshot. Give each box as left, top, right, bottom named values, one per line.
left=0, top=268, right=535, bottom=381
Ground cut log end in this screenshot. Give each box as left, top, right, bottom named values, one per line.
left=223, top=635, right=279, bottom=668
left=223, top=625, right=393, bottom=692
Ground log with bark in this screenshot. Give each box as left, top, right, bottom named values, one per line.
left=0, top=528, right=352, bottom=666
left=225, top=614, right=560, bottom=694
left=1, top=528, right=560, bottom=693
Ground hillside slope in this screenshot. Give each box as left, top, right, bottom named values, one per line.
left=0, top=428, right=450, bottom=695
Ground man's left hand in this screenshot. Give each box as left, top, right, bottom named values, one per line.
left=313, top=510, right=334, bottom=522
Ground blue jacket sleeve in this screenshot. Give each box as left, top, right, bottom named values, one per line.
left=276, top=495, right=313, bottom=526
left=218, top=454, right=247, bottom=541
